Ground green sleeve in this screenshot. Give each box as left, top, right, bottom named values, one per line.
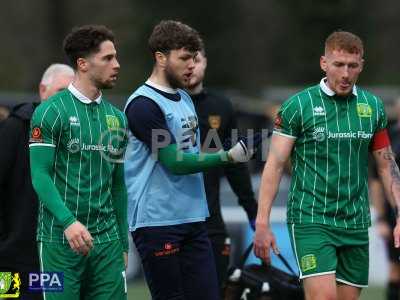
left=274, top=97, right=301, bottom=138
left=158, top=143, right=231, bottom=175
left=30, top=146, right=76, bottom=229
left=111, top=163, right=129, bottom=252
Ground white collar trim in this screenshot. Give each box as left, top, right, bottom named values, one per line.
left=146, top=80, right=178, bottom=94
left=320, top=77, right=357, bottom=97
left=68, top=83, right=102, bottom=104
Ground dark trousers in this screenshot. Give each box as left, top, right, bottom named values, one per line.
left=132, top=222, right=220, bottom=300
left=209, top=235, right=231, bottom=296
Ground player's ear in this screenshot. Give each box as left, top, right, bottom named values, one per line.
left=320, top=55, right=327, bottom=72
left=359, top=58, right=364, bottom=72
left=39, top=83, right=47, bottom=101
left=155, top=51, right=167, bottom=68
left=76, top=57, right=89, bottom=73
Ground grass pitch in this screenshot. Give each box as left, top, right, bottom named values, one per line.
left=127, top=280, right=385, bottom=300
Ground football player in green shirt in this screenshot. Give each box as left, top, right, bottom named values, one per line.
left=254, top=31, right=400, bottom=300
left=29, top=25, right=128, bottom=300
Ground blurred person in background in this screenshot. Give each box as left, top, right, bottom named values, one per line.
left=370, top=98, right=400, bottom=300
left=254, top=30, right=400, bottom=300
left=0, top=63, right=74, bottom=300
left=186, top=48, right=258, bottom=295
left=0, top=105, right=10, bottom=122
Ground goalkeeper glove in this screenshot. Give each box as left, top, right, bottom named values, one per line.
left=226, top=132, right=265, bottom=162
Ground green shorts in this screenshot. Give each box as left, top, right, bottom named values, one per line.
left=38, top=240, right=127, bottom=300
left=288, top=223, right=369, bottom=287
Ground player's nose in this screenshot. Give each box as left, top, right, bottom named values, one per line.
left=113, top=58, right=120, bottom=70
left=342, top=65, right=349, bottom=78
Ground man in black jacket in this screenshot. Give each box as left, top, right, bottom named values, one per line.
left=0, top=64, right=74, bottom=299
left=187, top=49, right=258, bottom=294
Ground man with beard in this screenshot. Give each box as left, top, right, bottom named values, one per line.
left=0, top=63, right=74, bottom=300
left=29, top=25, right=128, bottom=300
left=186, top=49, right=258, bottom=294
left=124, top=20, right=259, bottom=300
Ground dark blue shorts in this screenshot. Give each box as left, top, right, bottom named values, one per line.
left=132, top=222, right=220, bottom=300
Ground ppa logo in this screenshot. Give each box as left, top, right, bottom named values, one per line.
left=28, top=272, right=63, bottom=292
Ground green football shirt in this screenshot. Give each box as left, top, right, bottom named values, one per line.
left=274, top=78, right=387, bottom=229
left=29, top=84, right=128, bottom=244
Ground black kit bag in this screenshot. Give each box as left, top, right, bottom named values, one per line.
left=224, top=243, right=304, bottom=300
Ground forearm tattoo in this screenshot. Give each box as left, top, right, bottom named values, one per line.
left=382, top=150, right=400, bottom=217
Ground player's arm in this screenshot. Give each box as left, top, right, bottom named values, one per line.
left=110, top=114, right=129, bottom=267
left=371, top=100, right=400, bottom=246
left=125, top=97, right=255, bottom=176
left=30, top=146, right=75, bottom=228
left=372, top=143, right=400, bottom=247
left=110, top=162, right=129, bottom=252
left=369, top=157, right=389, bottom=217
left=29, top=104, right=92, bottom=255
left=254, top=134, right=295, bottom=263
left=254, top=97, right=300, bottom=263
left=158, top=144, right=230, bottom=174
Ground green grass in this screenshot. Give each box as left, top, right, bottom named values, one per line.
left=128, top=280, right=151, bottom=300
left=128, top=280, right=385, bottom=300
left=360, top=286, right=385, bottom=300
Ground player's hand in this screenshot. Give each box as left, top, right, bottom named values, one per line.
left=393, top=220, right=400, bottom=248
left=253, top=223, right=279, bottom=264
left=64, top=221, right=93, bottom=256
left=226, top=133, right=265, bottom=163
left=123, top=252, right=128, bottom=269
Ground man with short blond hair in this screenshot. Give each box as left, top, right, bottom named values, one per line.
left=254, top=30, right=400, bottom=300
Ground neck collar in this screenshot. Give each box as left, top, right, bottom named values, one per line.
left=319, top=77, right=357, bottom=97
left=146, top=79, right=178, bottom=94
left=68, top=83, right=102, bottom=104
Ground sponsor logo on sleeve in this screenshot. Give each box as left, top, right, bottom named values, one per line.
left=29, top=127, right=43, bottom=143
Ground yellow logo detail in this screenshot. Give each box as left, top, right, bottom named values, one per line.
left=357, top=103, right=372, bottom=118
left=106, top=115, right=120, bottom=129
left=208, top=115, right=221, bottom=129
left=301, top=254, right=317, bottom=272
left=0, top=272, right=20, bottom=298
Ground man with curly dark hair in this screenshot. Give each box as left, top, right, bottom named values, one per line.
left=29, top=25, right=128, bottom=300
